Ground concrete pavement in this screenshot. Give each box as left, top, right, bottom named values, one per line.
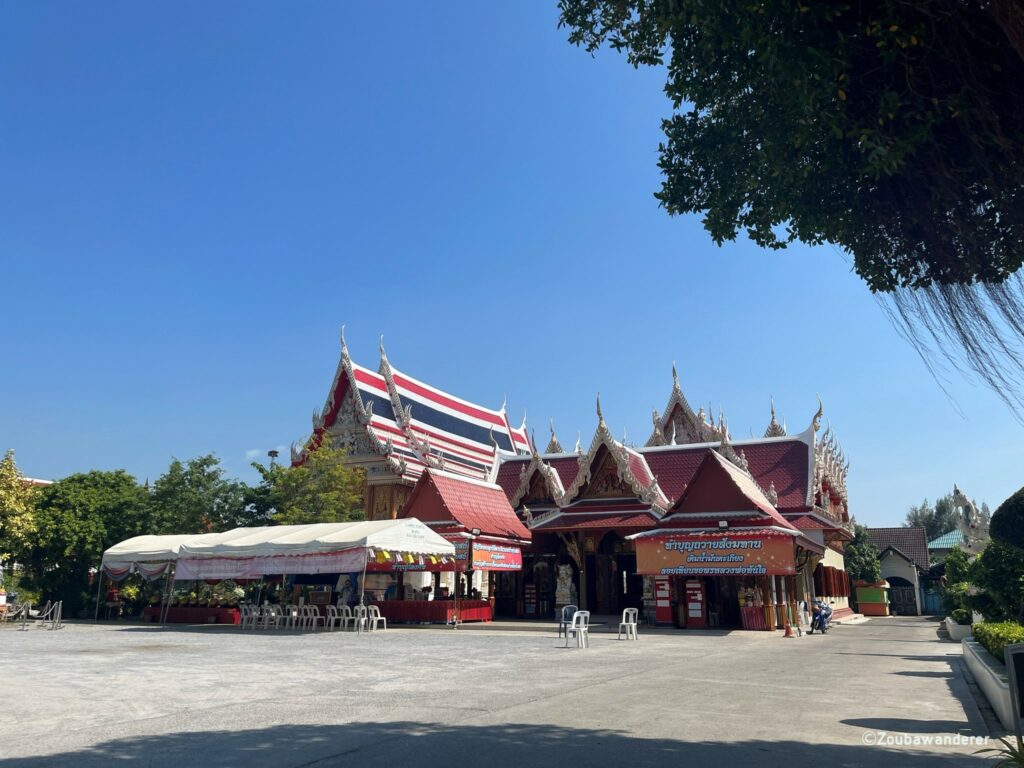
left=0, top=615, right=993, bottom=766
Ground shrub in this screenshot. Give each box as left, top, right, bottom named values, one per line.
left=968, top=541, right=1024, bottom=623
left=973, top=621, right=1024, bottom=663
left=943, top=581, right=970, bottom=615
left=951, top=608, right=972, bottom=625
left=991, top=486, right=1024, bottom=551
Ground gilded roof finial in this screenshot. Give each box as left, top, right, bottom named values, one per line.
left=765, top=396, right=787, bottom=437
left=812, top=395, right=824, bottom=433
left=340, top=324, right=348, bottom=353
left=672, top=361, right=679, bottom=389
left=546, top=419, right=564, bottom=454
left=596, top=393, right=604, bottom=424
left=574, top=432, right=582, bottom=454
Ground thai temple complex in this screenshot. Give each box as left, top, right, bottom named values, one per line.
left=292, top=330, right=854, bottom=629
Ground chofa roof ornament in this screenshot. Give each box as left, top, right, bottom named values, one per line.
left=546, top=419, right=564, bottom=454
left=764, top=397, right=787, bottom=437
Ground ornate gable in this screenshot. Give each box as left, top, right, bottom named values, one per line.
left=579, top=446, right=632, bottom=499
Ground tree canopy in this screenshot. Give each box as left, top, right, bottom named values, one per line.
left=843, top=523, right=881, bottom=582
left=904, top=495, right=960, bottom=542
left=254, top=443, right=365, bottom=525
left=558, top=0, right=1024, bottom=410
left=990, top=485, right=1024, bottom=551
left=0, top=450, right=38, bottom=563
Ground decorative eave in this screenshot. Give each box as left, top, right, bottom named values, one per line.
left=563, top=395, right=670, bottom=513
left=377, top=336, right=442, bottom=472
left=291, top=327, right=407, bottom=477
left=646, top=363, right=720, bottom=447
left=509, top=448, right=568, bottom=509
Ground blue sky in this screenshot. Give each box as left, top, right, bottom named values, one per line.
left=3, top=3, right=1021, bottom=525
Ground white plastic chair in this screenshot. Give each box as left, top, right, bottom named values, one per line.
left=239, top=604, right=255, bottom=629
left=558, top=604, right=579, bottom=639
left=303, top=605, right=325, bottom=631
left=337, top=605, right=357, bottom=631
left=352, top=605, right=368, bottom=633
left=282, top=604, right=300, bottom=629
left=262, top=604, right=283, bottom=630
left=618, top=607, right=639, bottom=640
left=325, top=605, right=341, bottom=630
left=566, top=610, right=590, bottom=648
left=367, top=605, right=387, bottom=631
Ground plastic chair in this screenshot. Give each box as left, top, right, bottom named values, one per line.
left=566, top=610, right=590, bottom=648
left=352, top=605, right=369, bottom=633
left=367, top=605, right=387, bottom=631
left=262, top=604, right=283, bottom=630
left=618, top=608, right=639, bottom=640
left=303, top=605, right=325, bottom=631
left=239, top=604, right=254, bottom=629
left=558, top=604, right=578, bottom=638
left=337, top=605, right=357, bottom=631
left=325, top=605, right=341, bottom=630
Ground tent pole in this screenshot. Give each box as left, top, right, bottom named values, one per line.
left=358, top=553, right=368, bottom=633
left=93, top=569, right=104, bottom=621
left=161, top=566, right=175, bottom=626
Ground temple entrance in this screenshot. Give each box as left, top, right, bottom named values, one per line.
left=585, top=533, right=643, bottom=615
left=704, top=576, right=742, bottom=628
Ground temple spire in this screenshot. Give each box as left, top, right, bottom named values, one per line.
left=545, top=418, right=564, bottom=454
left=596, top=393, right=604, bottom=425
left=764, top=396, right=787, bottom=437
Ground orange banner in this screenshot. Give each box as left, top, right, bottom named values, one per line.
left=635, top=534, right=796, bottom=576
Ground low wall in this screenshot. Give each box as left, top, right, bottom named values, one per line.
left=944, top=617, right=972, bottom=642
left=962, top=638, right=1014, bottom=730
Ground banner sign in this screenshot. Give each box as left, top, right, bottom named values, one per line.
left=635, top=534, right=796, bottom=576
left=175, top=549, right=367, bottom=581
left=471, top=542, right=522, bottom=571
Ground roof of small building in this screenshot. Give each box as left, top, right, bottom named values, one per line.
left=928, top=529, right=965, bottom=550
left=867, top=527, right=929, bottom=569
left=401, top=468, right=531, bottom=542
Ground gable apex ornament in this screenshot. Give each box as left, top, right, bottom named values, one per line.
left=546, top=418, right=564, bottom=454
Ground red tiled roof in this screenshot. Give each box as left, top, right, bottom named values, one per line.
left=867, top=527, right=929, bottom=569
left=532, top=511, right=658, bottom=531
left=738, top=439, right=811, bottom=511
left=640, top=446, right=709, bottom=504
left=665, top=451, right=797, bottom=532
left=401, top=469, right=531, bottom=541
left=547, top=456, right=581, bottom=490
left=494, top=458, right=527, bottom=500
left=788, top=515, right=829, bottom=530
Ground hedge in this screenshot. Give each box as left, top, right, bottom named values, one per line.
left=973, top=621, right=1024, bottom=663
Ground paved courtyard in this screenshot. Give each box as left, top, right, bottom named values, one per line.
left=1, top=616, right=994, bottom=767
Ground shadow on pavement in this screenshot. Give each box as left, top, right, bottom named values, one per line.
left=1, top=721, right=987, bottom=767
left=840, top=717, right=983, bottom=735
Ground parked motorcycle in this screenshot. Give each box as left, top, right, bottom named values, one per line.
left=809, top=600, right=833, bottom=634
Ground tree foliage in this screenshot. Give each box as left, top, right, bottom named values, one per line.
left=255, top=443, right=365, bottom=526
left=20, top=470, right=149, bottom=613
left=843, top=524, right=881, bottom=582
left=148, top=455, right=246, bottom=534
left=968, top=540, right=1024, bottom=623
left=558, top=0, right=1024, bottom=410
left=904, top=495, right=959, bottom=541
left=990, top=485, right=1024, bottom=551
left=0, top=450, right=38, bottom=562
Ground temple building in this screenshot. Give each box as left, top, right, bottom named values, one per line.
left=294, top=332, right=853, bottom=629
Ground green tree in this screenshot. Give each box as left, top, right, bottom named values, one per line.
left=968, top=541, right=1024, bottom=624
left=904, top=496, right=958, bottom=541
left=0, top=450, right=38, bottom=565
left=558, top=0, right=1024, bottom=410
left=843, top=524, right=881, bottom=582
left=149, top=455, right=246, bottom=534
left=990, top=486, right=1024, bottom=551
left=257, top=443, right=364, bottom=525
left=20, top=470, right=149, bottom=613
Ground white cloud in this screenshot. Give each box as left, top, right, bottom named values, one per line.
left=244, top=449, right=262, bottom=460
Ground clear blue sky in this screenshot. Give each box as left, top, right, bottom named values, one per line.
left=3, top=3, right=1021, bottom=525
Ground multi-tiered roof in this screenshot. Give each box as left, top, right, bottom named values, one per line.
left=291, top=329, right=531, bottom=482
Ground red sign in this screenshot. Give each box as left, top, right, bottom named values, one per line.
left=471, top=542, right=522, bottom=571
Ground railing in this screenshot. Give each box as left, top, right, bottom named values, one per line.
left=16, top=601, right=63, bottom=631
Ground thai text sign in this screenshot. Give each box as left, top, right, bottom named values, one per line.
left=471, top=542, right=522, bottom=571
left=635, top=534, right=796, bottom=576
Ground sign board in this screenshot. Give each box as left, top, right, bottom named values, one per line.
left=471, top=543, right=522, bottom=571
left=635, top=534, right=796, bottom=577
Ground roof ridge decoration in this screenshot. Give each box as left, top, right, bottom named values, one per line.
left=808, top=402, right=849, bottom=510
left=561, top=398, right=669, bottom=513
left=509, top=450, right=568, bottom=508
left=764, top=397, right=788, bottom=437
left=291, top=327, right=407, bottom=477
left=646, top=408, right=667, bottom=447
left=377, top=335, right=441, bottom=471
left=545, top=419, right=564, bottom=454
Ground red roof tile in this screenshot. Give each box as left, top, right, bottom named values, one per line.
left=738, top=439, right=811, bottom=511
left=640, top=446, right=709, bottom=504
left=532, top=511, right=658, bottom=531
left=547, top=456, right=581, bottom=490
left=494, top=459, right=527, bottom=500
left=788, top=515, right=829, bottom=530
left=401, top=469, right=531, bottom=541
